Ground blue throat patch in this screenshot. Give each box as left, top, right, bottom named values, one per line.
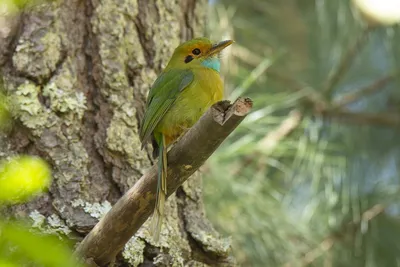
left=201, top=57, right=221, bottom=72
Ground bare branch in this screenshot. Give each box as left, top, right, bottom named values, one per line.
left=232, top=44, right=263, bottom=66
left=333, top=73, right=396, bottom=108
left=324, top=26, right=373, bottom=95
left=75, top=97, right=253, bottom=266
left=265, top=70, right=329, bottom=110
left=320, top=109, right=400, bottom=127
left=258, top=109, right=303, bottom=153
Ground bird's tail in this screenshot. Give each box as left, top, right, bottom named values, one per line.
left=151, top=134, right=167, bottom=242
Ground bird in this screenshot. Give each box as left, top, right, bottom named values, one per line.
left=139, top=37, right=233, bottom=242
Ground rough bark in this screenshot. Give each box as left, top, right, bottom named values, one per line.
left=0, top=0, right=233, bottom=266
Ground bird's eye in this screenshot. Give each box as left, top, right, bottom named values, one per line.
left=192, top=48, right=201, bottom=55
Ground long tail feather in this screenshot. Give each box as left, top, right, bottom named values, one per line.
left=151, top=134, right=167, bottom=242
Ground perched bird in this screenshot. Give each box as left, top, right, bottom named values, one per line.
left=139, top=37, right=233, bottom=241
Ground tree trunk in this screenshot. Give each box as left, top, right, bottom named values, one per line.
left=0, top=0, right=232, bottom=265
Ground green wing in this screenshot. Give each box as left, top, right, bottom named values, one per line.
left=139, top=68, right=194, bottom=146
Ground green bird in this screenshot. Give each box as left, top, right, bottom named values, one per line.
left=139, top=37, right=233, bottom=241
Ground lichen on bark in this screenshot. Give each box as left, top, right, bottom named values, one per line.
left=1, top=0, right=234, bottom=265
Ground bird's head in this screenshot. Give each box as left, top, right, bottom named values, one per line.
left=165, top=37, right=233, bottom=72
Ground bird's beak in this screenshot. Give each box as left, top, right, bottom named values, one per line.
left=208, top=40, right=234, bottom=56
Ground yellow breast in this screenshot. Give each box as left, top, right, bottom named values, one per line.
left=156, top=68, right=224, bottom=145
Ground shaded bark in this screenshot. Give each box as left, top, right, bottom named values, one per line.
left=0, top=0, right=234, bottom=265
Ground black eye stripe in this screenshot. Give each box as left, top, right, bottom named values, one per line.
left=185, top=55, right=193, bottom=63
left=192, top=48, right=201, bottom=55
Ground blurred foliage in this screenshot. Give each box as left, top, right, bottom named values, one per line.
left=0, top=221, right=81, bottom=267
left=0, top=0, right=52, bottom=14
left=0, top=155, right=81, bottom=266
left=205, top=0, right=400, bottom=266
left=0, top=156, right=51, bottom=204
